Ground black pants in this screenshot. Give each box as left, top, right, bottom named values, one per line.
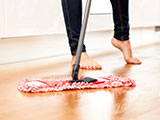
left=61, top=0, right=130, bottom=55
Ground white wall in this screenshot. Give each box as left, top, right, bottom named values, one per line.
left=0, top=0, right=5, bottom=37
left=130, top=0, right=160, bottom=27
left=0, top=0, right=65, bottom=37
left=0, top=0, right=160, bottom=38
left=91, top=0, right=112, bottom=14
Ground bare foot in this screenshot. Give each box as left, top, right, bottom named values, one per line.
left=111, top=38, right=142, bottom=64
left=72, top=52, right=102, bottom=70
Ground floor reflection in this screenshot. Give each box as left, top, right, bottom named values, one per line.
left=112, top=64, right=132, bottom=77
left=111, top=64, right=134, bottom=120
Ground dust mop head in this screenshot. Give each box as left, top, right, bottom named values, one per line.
left=17, top=75, right=136, bottom=93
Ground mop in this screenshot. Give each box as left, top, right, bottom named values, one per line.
left=17, top=0, right=136, bottom=93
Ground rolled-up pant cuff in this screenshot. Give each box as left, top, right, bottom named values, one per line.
left=114, top=34, right=129, bottom=41
left=71, top=45, right=86, bottom=56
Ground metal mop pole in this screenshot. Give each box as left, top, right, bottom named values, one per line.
left=72, top=0, right=92, bottom=81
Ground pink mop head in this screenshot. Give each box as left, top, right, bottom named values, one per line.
left=17, top=75, right=136, bottom=93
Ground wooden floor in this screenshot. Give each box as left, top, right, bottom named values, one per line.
left=0, top=31, right=160, bottom=120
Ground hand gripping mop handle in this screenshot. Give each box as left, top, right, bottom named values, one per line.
left=72, top=0, right=92, bottom=80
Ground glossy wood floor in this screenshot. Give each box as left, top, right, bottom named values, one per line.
left=0, top=32, right=160, bottom=120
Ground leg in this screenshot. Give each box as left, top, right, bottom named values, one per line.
left=61, top=0, right=84, bottom=55
left=110, top=0, right=141, bottom=64
left=61, top=0, right=102, bottom=69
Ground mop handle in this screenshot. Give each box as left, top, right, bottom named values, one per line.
left=72, top=0, right=92, bottom=80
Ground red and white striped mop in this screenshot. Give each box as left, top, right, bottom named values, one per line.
left=17, top=75, right=136, bottom=93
